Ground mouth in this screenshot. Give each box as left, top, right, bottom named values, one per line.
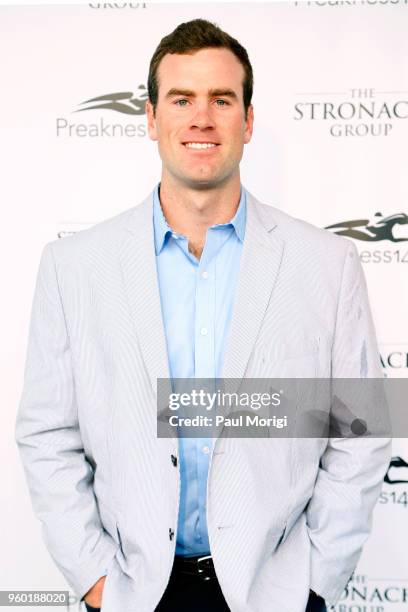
left=181, top=141, right=220, bottom=151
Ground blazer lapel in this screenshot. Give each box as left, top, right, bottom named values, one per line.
left=119, top=191, right=170, bottom=397
left=221, top=191, right=285, bottom=383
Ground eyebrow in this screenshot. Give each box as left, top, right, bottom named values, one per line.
left=165, top=88, right=238, bottom=101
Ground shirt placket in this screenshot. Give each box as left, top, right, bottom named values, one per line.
left=193, top=244, right=216, bottom=550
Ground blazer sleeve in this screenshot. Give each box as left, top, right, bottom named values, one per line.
left=306, top=241, right=392, bottom=606
left=15, top=242, right=118, bottom=600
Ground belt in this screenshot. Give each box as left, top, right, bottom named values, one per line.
left=173, top=555, right=217, bottom=581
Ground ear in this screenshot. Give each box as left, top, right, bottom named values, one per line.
left=243, top=104, right=254, bottom=144
left=145, top=99, right=158, bottom=141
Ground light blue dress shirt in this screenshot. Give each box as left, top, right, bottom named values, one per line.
left=153, top=183, right=246, bottom=557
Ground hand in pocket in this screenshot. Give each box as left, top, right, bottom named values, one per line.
left=84, top=575, right=106, bottom=610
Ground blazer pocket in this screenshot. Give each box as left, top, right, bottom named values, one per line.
left=276, top=524, right=287, bottom=548
left=98, top=501, right=116, bottom=539
left=267, top=522, right=288, bottom=555
left=279, top=507, right=304, bottom=549
left=254, top=336, right=321, bottom=365
left=116, top=523, right=125, bottom=556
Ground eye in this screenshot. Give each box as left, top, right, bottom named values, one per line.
left=175, top=99, right=189, bottom=107
left=215, top=99, right=229, bottom=106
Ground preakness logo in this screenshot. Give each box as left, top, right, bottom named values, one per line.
left=294, top=88, right=408, bottom=137
left=325, top=213, right=408, bottom=242
left=56, top=86, right=148, bottom=138
left=77, top=91, right=147, bottom=115
left=324, top=213, right=408, bottom=263
left=380, top=455, right=408, bottom=510
left=384, top=456, right=408, bottom=484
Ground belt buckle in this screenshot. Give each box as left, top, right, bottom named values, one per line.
left=197, top=555, right=213, bottom=581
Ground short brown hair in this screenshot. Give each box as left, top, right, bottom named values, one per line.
left=147, top=18, right=253, bottom=118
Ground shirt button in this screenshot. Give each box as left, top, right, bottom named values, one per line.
left=201, top=271, right=209, bottom=279
left=171, top=454, right=177, bottom=467
left=200, top=327, right=208, bottom=336
left=169, top=528, right=175, bottom=541
left=202, top=445, right=210, bottom=454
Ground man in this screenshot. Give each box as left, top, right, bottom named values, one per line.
left=16, top=18, right=391, bottom=612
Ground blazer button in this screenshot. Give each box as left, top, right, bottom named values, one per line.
left=169, top=528, right=175, bottom=541
left=171, top=454, right=177, bottom=467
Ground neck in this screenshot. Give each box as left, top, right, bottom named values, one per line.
left=158, top=173, right=242, bottom=259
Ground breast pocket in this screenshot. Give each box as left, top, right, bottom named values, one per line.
left=251, top=337, right=321, bottom=378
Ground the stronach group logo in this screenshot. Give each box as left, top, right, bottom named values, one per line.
left=56, top=86, right=148, bottom=138
left=332, top=572, right=408, bottom=611
left=294, top=87, right=408, bottom=137
left=380, top=345, right=408, bottom=377
left=325, top=212, right=408, bottom=263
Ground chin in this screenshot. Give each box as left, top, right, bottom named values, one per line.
left=185, top=175, right=228, bottom=190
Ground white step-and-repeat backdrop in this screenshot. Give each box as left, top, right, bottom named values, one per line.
left=1, top=1, right=407, bottom=610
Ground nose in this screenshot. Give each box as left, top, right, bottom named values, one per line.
left=190, top=102, right=216, bottom=130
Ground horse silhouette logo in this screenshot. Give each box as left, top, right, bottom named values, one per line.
left=325, top=212, right=408, bottom=242
left=76, top=85, right=148, bottom=115
left=384, top=456, right=408, bottom=484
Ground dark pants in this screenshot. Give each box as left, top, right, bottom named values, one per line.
left=154, top=563, right=229, bottom=612
left=85, top=576, right=327, bottom=612
left=306, top=591, right=327, bottom=612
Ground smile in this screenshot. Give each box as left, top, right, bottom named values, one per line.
left=182, top=142, right=219, bottom=149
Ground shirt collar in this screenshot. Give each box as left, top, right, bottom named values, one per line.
left=153, top=182, right=246, bottom=255
left=153, top=184, right=172, bottom=255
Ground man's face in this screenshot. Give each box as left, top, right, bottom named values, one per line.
left=146, top=47, right=254, bottom=190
